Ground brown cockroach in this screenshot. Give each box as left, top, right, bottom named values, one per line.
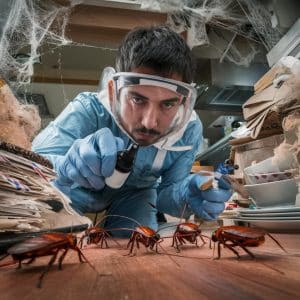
left=126, top=225, right=163, bottom=255
left=211, top=225, right=287, bottom=259
left=123, top=225, right=183, bottom=268
left=0, top=232, right=101, bottom=288
left=159, top=200, right=210, bottom=252
left=79, top=227, right=112, bottom=249
left=94, top=214, right=164, bottom=255
left=171, top=222, right=211, bottom=252
left=167, top=178, right=214, bottom=252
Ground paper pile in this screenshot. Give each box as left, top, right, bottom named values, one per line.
left=243, top=56, right=300, bottom=139
left=0, top=141, right=91, bottom=233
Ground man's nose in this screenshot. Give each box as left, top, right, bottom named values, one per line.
left=141, top=106, right=159, bottom=129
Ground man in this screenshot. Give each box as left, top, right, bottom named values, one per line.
left=33, top=26, right=231, bottom=233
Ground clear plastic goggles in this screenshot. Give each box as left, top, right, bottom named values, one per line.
left=101, top=68, right=197, bottom=145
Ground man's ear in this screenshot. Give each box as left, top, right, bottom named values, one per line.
left=108, top=80, right=114, bottom=105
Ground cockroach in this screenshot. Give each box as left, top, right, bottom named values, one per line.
left=79, top=227, right=112, bottom=249
left=166, top=177, right=215, bottom=252
left=123, top=225, right=182, bottom=268
left=158, top=200, right=210, bottom=252
left=211, top=225, right=287, bottom=259
left=96, top=213, right=164, bottom=255
left=0, top=232, right=101, bottom=288
left=126, top=225, right=163, bottom=255
left=171, top=222, right=210, bottom=252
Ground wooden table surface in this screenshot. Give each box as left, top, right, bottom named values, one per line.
left=0, top=231, right=300, bottom=300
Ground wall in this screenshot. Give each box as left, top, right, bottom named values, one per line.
left=21, top=82, right=98, bottom=129
left=196, top=109, right=242, bottom=146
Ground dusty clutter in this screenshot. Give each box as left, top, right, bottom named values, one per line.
left=0, top=79, right=41, bottom=150
left=220, top=57, right=300, bottom=223
left=0, top=78, right=91, bottom=238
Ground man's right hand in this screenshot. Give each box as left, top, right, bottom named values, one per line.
left=56, top=128, right=124, bottom=190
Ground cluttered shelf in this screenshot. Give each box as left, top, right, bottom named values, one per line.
left=0, top=231, right=299, bottom=300
left=196, top=56, right=300, bottom=229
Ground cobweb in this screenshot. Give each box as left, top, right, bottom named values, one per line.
left=0, top=0, right=284, bottom=93
left=0, top=0, right=81, bottom=91
left=140, top=0, right=283, bottom=66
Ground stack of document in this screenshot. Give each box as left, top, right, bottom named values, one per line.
left=0, top=141, right=91, bottom=233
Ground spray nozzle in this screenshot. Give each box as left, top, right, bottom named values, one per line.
left=105, top=143, right=139, bottom=189
left=116, top=143, right=139, bottom=172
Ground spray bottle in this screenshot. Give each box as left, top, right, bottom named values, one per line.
left=105, top=143, right=139, bottom=189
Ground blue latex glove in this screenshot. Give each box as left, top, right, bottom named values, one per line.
left=55, top=128, right=124, bottom=190
left=186, top=174, right=232, bottom=220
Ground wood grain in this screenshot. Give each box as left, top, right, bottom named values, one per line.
left=0, top=232, right=300, bottom=300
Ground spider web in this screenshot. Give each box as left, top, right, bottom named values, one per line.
left=0, top=0, right=284, bottom=93
left=140, top=0, right=283, bottom=66
left=0, top=0, right=81, bottom=91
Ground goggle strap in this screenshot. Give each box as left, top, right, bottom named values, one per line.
left=139, top=78, right=177, bottom=92
left=114, top=75, right=190, bottom=97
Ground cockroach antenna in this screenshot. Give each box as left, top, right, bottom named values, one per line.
left=179, top=202, right=187, bottom=223
left=93, top=212, right=98, bottom=226
left=157, top=243, right=181, bottom=268
left=266, top=233, right=288, bottom=253
left=96, top=214, right=142, bottom=227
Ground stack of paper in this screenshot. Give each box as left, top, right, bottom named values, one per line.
left=0, top=141, right=91, bottom=233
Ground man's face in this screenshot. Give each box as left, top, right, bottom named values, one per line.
left=112, top=67, right=185, bottom=146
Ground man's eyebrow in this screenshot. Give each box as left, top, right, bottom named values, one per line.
left=161, top=97, right=181, bottom=103
left=128, top=92, right=180, bottom=103
left=128, top=91, right=148, bottom=100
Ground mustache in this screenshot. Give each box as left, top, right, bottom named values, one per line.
left=134, top=127, right=161, bottom=136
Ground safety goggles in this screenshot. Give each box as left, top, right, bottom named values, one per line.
left=101, top=69, right=197, bottom=145
left=111, top=72, right=197, bottom=102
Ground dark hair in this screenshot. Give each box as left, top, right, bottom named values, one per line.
left=116, top=25, right=195, bottom=83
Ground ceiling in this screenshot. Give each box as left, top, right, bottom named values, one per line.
left=31, top=0, right=299, bottom=86
left=1, top=0, right=299, bottom=106
left=33, top=1, right=168, bottom=85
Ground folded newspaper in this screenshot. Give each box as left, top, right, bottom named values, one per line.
left=0, top=141, right=91, bottom=233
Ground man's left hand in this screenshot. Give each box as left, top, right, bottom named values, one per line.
left=186, top=174, right=232, bottom=220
